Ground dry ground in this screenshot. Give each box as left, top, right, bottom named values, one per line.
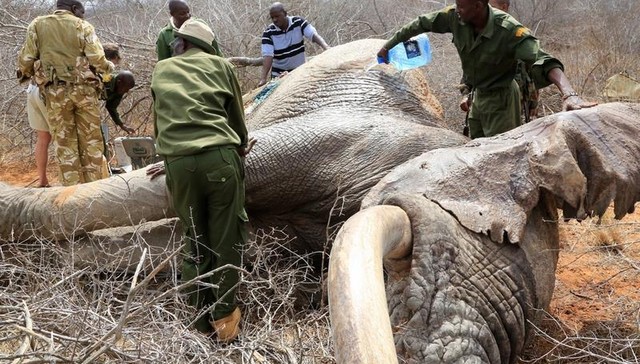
left=523, top=208, right=640, bottom=362
left=1, top=158, right=639, bottom=363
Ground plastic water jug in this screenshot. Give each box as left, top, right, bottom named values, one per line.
left=378, top=34, right=432, bottom=71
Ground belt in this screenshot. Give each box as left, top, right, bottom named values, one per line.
left=164, top=145, right=237, bottom=163
left=474, top=86, right=510, bottom=95
left=475, top=81, right=518, bottom=95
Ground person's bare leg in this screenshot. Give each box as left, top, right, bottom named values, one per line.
left=35, top=130, right=52, bottom=187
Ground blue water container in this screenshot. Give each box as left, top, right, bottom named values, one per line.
left=378, top=34, right=432, bottom=71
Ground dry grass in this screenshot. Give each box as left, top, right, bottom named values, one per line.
left=0, top=224, right=333, bottom=363
left=524, top=314, right=640, bottom=364
left=2, top=211, right=639, bottom=363
left=521, top=208, right=640, bottom=363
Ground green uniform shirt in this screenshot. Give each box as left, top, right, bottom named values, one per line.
left=101, top=77, right=124, bottom=126
left=384, top=5, right=563, bottom=91
left=151, top=48, right=247, bottom=156
left=18, top=10, right=113, bottom=84
left=156, top=18, right=223, bottom=61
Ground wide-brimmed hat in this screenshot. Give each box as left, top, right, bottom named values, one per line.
left=174, top=18, right=216, bottom=54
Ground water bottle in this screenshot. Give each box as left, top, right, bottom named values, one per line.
left=378, top=34, right=432, bottom=71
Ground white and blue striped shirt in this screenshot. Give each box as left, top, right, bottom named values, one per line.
left=261, top=16, right=317, bottom=76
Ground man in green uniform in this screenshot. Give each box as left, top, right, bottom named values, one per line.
left=102, top=70, right=136, bottom=135
left=99, top=71, right=136, bottom=166
left=155, top=0, right=223, bottom=60
left=459, top=0, right=538, bottom=126
left=149, top=19, right=253, bottom=342
left=94, top=44, right=135, bottom=166
left=17, top=0, right=114, bottom=185
left=377, top=0, right=596, bottom=139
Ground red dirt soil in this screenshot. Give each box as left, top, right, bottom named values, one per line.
left=1, top=158, right=59, bottom=187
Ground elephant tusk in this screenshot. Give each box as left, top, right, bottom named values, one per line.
left=328, top=205, right=412, bottom=364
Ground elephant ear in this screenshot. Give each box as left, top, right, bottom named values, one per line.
left=364, top=102, right=640, bottom=243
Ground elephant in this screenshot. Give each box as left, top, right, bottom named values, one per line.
left=0, top=39, right=467, bottom=256
left=1, top=38, right=639, bottom=363
left=328, top=102, right=640, bottom=363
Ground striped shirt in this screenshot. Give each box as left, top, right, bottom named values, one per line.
left=261, top=16, right=317, bottom=76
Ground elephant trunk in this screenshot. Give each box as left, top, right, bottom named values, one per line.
left=328, top=205, right=412, bottom=364
left=0, top=168, right=171, bottom=241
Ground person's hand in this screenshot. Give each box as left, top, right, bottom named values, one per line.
left=146, top=162, right=166, bottom=180
left=376, top=47, right=389, bottom=64
left=237, top=137, right=257, bottom=157
left=562, top=95, right=598, bottom=112
left=258, top=78, right=267, bottom=87
left=459, top=95, right=470, bottom=112
left=120, top=124, right=135, bottom=134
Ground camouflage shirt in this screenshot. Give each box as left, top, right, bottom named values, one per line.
left=17, top=9, right=114, bottom=86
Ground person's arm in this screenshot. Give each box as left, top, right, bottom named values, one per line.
left=150, top=85, right=159, bottom=140
left=105, top=94, right=135, bottom=134
left=514, top=30, right=596, bottom=111
left=259, top=56, right=273, bottom=87
left=224, top=61, right=249, bottom=153
left=212, top=38, right=224, bottom=57
left=258, top=31, right=275, bottom=87
left=146, top=88, right=165, bottom=180
left=259, top=30, right=274, bottom=87
left=378, top=7, right=454, bottom=62
left=83, top=22, right=114, bottom=77
left=16, top=20, right=39, bottom=82
left=311, top=33, right=330, bottom=51
left=300, top=19, right=329, bottom=51
left=156, top=28, right=172, bottom=61
left=458, top=75, right=472, bottom=112
left=156, top=39, right=171, bottom=61
left=546, top=68, right=597, bottom=111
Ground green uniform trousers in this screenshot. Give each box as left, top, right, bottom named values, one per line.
left=164, top=146, right=248, bottom=333
left=468, top=80, right=522, bottom=139
left=45, top=83, right=105, bottom=185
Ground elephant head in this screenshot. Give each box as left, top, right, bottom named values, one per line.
left=243, top=39, right=465, bottom=252
left=328, top=102, right=640, bottom=363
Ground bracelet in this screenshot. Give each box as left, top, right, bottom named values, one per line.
left=562, top=91, right=579, bottom=101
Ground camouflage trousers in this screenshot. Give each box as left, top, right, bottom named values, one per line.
left=45, top=83, right=105, bottom=185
